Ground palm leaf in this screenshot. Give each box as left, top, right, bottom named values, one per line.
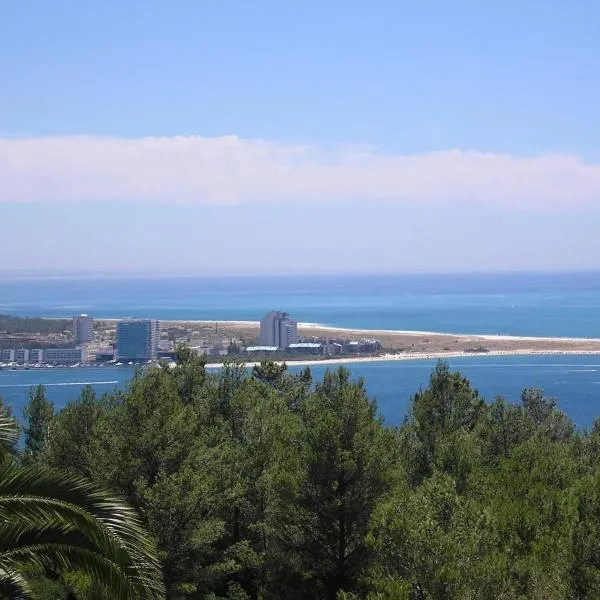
left=0, top=415, right=18, bottom=455
left=0, top=565, right=31, bottom=599
left=0, top=466, right=158, bottom=554
left=0, top=544, right=137, bottom=599
left=0, top=465, right=165, bottom=599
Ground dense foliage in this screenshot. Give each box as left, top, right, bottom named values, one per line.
left=15, top=355, right=600, bottom=599
left=0, top=400, right=164, bottom=599
left=0, top=315, right=71, bottom=335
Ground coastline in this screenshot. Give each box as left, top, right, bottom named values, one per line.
left=99, top=318, right=600, bottom=343
left=204, top=348, right=600, bottom=369
left=6, top=315, right=600, bottom=370
left=296, top=322, right=600, bottom=343
left=92, top=318, right=600, bottom=360
left=6, top=317, right=593, bottom=368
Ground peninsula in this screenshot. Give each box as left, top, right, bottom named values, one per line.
left=148, top=319, right=600, bottom=365
left=5, top=313, right=600, bottom=368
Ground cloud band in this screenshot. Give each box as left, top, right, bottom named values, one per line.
left=1, top=135, right=599, bottom=206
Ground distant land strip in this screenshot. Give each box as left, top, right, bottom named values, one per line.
left=97, top=319, right=600, bottom=362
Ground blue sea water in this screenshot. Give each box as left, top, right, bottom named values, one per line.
left=2, top=355, right=600, bottom=428
left=3, top=271, right=600, bottom=427
left=2, top=271, right=600, bottom=336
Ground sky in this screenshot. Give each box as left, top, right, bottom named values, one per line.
left=2, top=0, right=600, bottom=275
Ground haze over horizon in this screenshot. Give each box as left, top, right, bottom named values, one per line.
left=2, top=1, right=600, bottom=274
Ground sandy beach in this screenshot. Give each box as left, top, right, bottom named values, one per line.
left=203, top=348, right=600, bottom=369
left=138, top=319, right=600, bottom=365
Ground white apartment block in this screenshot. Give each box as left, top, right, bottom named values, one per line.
left=1, top=349, right=15, bottom=362
left=259, top=311, right=299, bottom=349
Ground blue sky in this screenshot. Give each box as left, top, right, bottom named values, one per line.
left=2, top=0, right=600, bottom=274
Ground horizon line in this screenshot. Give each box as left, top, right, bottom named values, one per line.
left=1, top=267, right=600, bottom=281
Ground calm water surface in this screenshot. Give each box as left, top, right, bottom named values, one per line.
left=2, top=272, right=600, bottom=336
left=2, top=355, right=600, bottom=428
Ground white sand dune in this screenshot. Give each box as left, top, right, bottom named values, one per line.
left=204, top=348, right=600, bottom=369
left=94, top=318, right=600, bottom=366
left=296, top=322, right=600, bottom=342
left=98, top=317, right=600, bottom=343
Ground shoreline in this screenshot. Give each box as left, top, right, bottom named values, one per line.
left=203, top=348, right=600, bottom=369
left=296, top=323, right=600, bottom=343
left=5, top=348, right=600, bottom=372
left=94, top=317, right=600, bottom=361
left=97, top=318, right=600, bottom=343
left=16, top=317, right=600, bottom=365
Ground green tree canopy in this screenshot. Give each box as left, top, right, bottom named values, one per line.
left=22, top=385, right=54, bottom=463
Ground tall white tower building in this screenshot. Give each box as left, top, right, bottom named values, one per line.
left=73, top=313, right=94, bottom=344
left=259, top=311, right=298, bottom=349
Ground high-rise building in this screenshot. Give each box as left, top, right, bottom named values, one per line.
left=73, top=313, right=94, bottom=344
left=259, top=311, right=298, bottom=349
left=259, top=312, right=278, bottom=347
left=116, top=319, right=160, bottom=361
left=279, top=316, right=299, bottom=348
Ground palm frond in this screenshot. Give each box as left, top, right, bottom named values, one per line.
left=0, top=416, right=18, bottom=454
left=0, top=496, right=134, bottom=565
left=0, top=466, right=158, bottom=556
left=0, top=565, right=31, bottom=599
left=0, top=544, right=139, bottom=600
left=0, top=465, right=165, bottom=599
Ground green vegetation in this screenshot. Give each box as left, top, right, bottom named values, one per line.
left=0, top=315, right=74, bottom=352
left=0, top=315, right=71, bottom=335
left=0, top=404, right=164, bottom=599
left=10, top=355, right=600, bottom=599
left=22, top=385, right=54, bottom=463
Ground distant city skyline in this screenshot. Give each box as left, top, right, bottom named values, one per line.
left=2, top=1, right=600, bottom=273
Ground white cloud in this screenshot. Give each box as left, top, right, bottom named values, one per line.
left=1, top=135, right=599, bottom=206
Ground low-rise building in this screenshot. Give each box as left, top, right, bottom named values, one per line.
left=29, top=349, right=44, bottom=363
left=44, top=348, right=83, bottom=364
left=15, top=349, right=29, bottom=363
left=344, top=339, right=381, bottom=353
left=95, top=350, right=115, bottom=362
left=327, top=342, right=344, bottom=355
left=1, top=349, right=15, bottom=362
left=288, top=342, right=325, bottom=355
left=82, top=343, right=113, bottom=363
left=245, top=346, right=279, bottom=354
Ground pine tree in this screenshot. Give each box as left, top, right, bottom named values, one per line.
left=22, top=384, right=54, bottom=462
left=282, top=368, right=397, bottom=600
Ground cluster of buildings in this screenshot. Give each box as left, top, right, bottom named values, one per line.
left=1, top=346, right=85, bottom=365
left=1, top=315, right=163, bottom=366
left=1, top=314, right=95, bottom=366
left=246, top=311, right=381, bottom=357
left=1, top=310, right=382, bottom=367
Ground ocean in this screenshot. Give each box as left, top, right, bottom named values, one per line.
left=2, top=271, right=600, bottom=427
left=2, top=271, right=600, bottom=336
